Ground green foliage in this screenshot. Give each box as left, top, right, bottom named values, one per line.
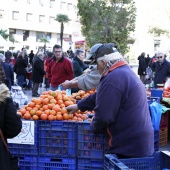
left=39, top=38, right=49, bottom=43
left=0, top=29, right=9, bottom=40
left=54, top=14, right=70, bottom=23
left=77, top=0, right=136, bottom=54
left=148, top=27, right=169, bottom=37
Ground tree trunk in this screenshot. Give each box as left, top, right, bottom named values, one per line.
left=60, top=22, right=64, bottom=48
left=44, top=43, right=46, bottom=54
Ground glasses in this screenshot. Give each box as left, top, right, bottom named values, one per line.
left=157, top=56, right=163, bottom=59
left=54, top=51, right=62, bottom=53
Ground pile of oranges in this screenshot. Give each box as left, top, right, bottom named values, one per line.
left=18, top=90, right=88, bottom=121
left=72, top=89, right=96, bottom=100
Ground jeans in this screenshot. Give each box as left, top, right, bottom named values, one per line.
left=28, top=80, right=33, bottom=88
left=17, top=75, right=25, bottom=88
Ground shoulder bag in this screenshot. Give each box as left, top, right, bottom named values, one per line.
left=0, top=129, right=19, bottom=170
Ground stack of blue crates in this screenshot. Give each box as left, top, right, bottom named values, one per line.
left=38, top=121, right=77, bottom=170
left=104, top=151, right=170, bottom=170
left=8, top=120, right=38, bottom=170
left=77, top=122, right=107, bottom=170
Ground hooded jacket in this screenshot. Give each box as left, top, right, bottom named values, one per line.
left=0, top=84, right=22, bottom=170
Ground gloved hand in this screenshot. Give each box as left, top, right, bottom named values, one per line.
left=66, top=104, right=79, bottom=114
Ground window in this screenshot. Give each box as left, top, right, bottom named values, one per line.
left=23, top=30, right=29, bottom=41
left=46, top=33, right=51, bottom=41
left=49, top=16, right=55, bottom=24
left=26, top=13, right=33, bottom=21
left=50, top=0, right=55, bottom=8
left=9, top=29, right=16, bottom=34
left=60, top=1, right=66, bottom=10
left=39, top=0, right=45, bottom=6
left=67, top=3, right=72, bottom=10
left=12, top=11, right=19, bottom=20
left=39, top=15, right=45, bottom=23
left=0, top=10, right=4, bottom=19
left=27, top=0, right=31, bottom=4
left=36, top=32, right=51, bottom=42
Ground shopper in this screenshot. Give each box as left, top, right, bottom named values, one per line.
left=151, top=51, right=170, bottom=87
left=32, top=52, right=46, bottom=97
left=0, top=83, right=22, bottom=170
left=61, top=44, right=102, bottom=91
left=47, top=44, right=73, bottom=91
left=66, top=43, right=154, bottom=158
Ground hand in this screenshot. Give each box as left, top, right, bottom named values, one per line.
left=60, top=80, right=70, bottom=89
left=66, top=104, right=79, bottom=114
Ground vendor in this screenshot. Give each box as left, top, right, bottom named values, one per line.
left=66, top=43, right=154, bottom=158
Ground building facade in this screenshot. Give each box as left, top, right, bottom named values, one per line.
left=0, top=0, right=83, bottom=52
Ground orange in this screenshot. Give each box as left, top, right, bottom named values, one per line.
left=32, top=115, right=39, bottom=120
left=42, top=105, right=49, bottom=111
left=28, top=102, right=35, bottom=108
left=43, top=98, right=49, bottom=105
left=40, top=113, right=48, bottom=120
left=56, top=114, right=63, bottom=120
left=48, top=115, right=54, bottom=121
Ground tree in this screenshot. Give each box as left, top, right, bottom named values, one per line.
left=39, top=38, right=49, bottom=54
left=54, top=14, right=70, bottom=48
left=77, top=0, right=136, bottom=54
left=0, top=29, right=9, bottom=40
left=148, top=27, right=169, bottom=37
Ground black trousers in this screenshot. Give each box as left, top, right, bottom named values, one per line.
left=32, top=83, right=39, bottom=95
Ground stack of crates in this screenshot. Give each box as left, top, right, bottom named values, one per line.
left=38, top=121, right=77, bottom=170
left=104, top=151, right=170, bottom=170
left=159, top=111, right=169, bottom=147
left=77, top=122, right=107, bottom=170
left=8, top=120, right=38, bottom=170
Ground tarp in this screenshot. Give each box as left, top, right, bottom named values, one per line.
left=0, top=35, right=13, bottom=47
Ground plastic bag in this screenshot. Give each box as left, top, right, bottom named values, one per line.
left=149, top=101, right=170, bottom=130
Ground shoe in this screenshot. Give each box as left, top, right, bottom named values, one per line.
left=32, top=94, right=40, bottom=97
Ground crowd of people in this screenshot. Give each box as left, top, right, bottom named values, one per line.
left=138, top=52, right=170, bottom=87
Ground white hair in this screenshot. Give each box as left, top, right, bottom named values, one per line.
left=155, top=51, right=164, bottom=57
left=37, top=52, right=44, bottom=58
left=97, top=52, right=123, bottom=62
left=0, top=53, right=5, bottom=62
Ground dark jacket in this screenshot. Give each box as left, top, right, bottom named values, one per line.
left=78, top=64, right=154, bottom=157
left=0, top=84, right=22, bottom=170
left=151, top=59, right=170, bottom=86
left=29, top=52, right=34, bottom=64
left=72, top=56, right=86, bottom=78
left=1, top=62, right=14, bottom=90
left=138, top=55, right=147, bottom=75
left=32, top=56, right=46, bottom=83
left=14, top=56, right=27, bottom=76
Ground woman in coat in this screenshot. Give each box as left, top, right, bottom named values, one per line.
left=32, top=52, right=46, bottom=97
left=0, top=83, right=22, bottom=170
left=138, top=52, right=147, bottom=83
left=14, top=52, right=27, bottom=88
left=72, top=49, right=87, bottom=93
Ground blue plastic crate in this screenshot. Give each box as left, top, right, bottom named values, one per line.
left=19, top=156, right=37, bottom=170
left=151, top=89, right=163, bottom=98
left=77, top=122, right=107, bottom=159
left=38, top=121, right=77, bottom=157
left=8, top=120, right=38, bottom=156
left=104, top=151, right=170, bottom=170
left=77, top=157, right=104, bottom=170
left=38, top=156, right=76, bottom=170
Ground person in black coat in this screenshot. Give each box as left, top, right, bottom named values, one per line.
left=28, top=50, right=34, bottom=64
left=151, top=52, right=170, bottom=87
left=0, top=83, right=22, bottom=170
left=32, top=52, right=46, bottom=97
left=0, top=53, right=14, bottom=90
left=138, top=52, right=147, bottom=83
left=13, top=52, right=27, bottom=88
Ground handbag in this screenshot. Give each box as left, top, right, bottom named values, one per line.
left=0, top=129, right=19, bottom=170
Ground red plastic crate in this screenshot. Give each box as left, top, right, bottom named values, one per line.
left=160, top=111, right=169, bottom=128
left=159, top=127, right=168, bottom=147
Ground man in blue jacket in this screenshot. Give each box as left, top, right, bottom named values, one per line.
left=66, top=43, right=154, bottom=158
